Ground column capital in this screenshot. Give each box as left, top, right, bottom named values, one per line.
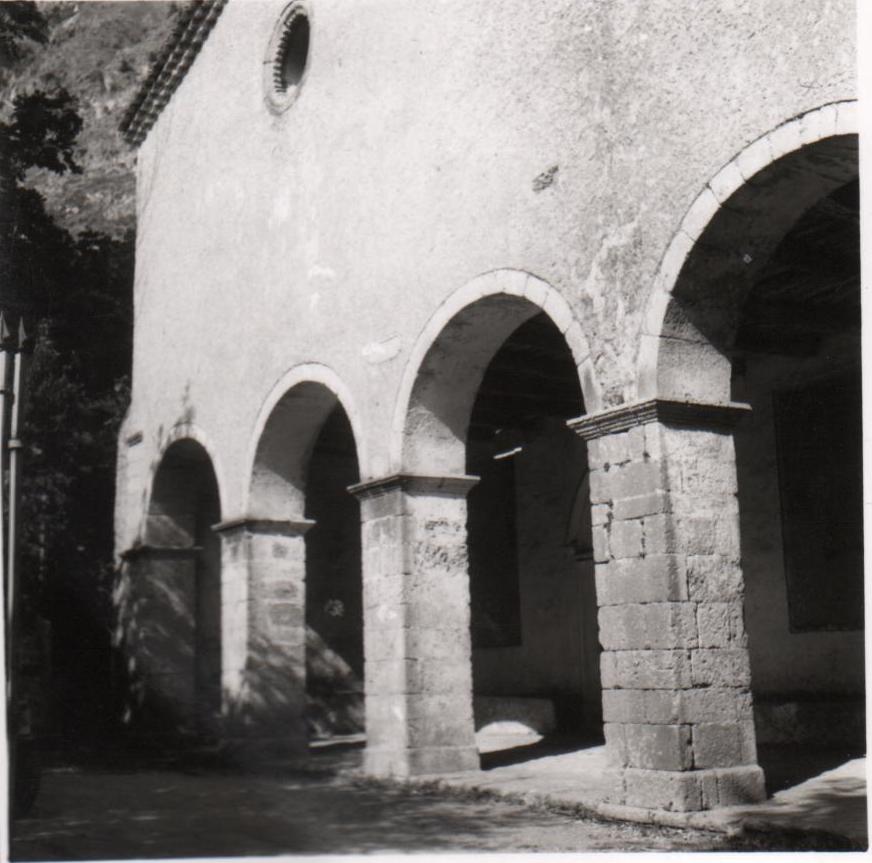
left=120, top=543, right=202, bottom=561
left=211, top=516, right=315, bottom=537
left=348, top=473, right=479, bottom=500
left=568, top=398, right=751, bottom=441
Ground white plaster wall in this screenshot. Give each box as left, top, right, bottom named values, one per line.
left=118, top=0, right=856, bottom=549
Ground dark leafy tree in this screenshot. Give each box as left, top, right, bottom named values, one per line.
left=1, top=2, right=134, bottom=745
left=5, top=90, right=83, bottom=180
left=0, top=2, right=47, bottom=64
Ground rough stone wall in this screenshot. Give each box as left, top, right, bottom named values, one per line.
left=117, top=0, right=855, bottom=551
left=217, top=524, right=309, bottom=750
left=582, top=412, right=765, bottom=810
left=359, top=481, right=478, bottom=775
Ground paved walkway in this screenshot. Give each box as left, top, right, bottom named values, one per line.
left=10, top=737, right=866, bottom=857
left=8, top=761, right=784, bottom=858
left=705, top=754, right=867, bottom=842
left=401, top=734, right=868, bottom=847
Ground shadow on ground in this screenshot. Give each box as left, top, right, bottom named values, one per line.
left=758, top=743, right=865, bottom=794
left=480, top=731, right=604, bottom=771
left=10, top=741, right=864, bottom=859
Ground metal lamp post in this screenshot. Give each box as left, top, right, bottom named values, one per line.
left=1, top=312, right=36, bottom=834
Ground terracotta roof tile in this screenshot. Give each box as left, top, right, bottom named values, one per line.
left=120, top=0, right=227, bottom=147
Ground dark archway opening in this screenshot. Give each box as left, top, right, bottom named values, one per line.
left=731, top=177, right=864, bottom=781
left=139, top=439, right=222, bottom=738
left=465, top=313, right=601, bottom=765
left=304, top=404, right=364, bottom=742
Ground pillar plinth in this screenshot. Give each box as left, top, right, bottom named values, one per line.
left=213, top=516, right=314, bottom=757
left=350, top=474, right=480, bottom=777
left=569, top=399, right=765, bottom=812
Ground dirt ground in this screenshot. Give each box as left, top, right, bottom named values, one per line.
left=10, top=750, right=855, bottom=859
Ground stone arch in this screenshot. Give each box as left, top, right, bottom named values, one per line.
left=245, top=363, right=365, bottom=517
left=373, top=268, right=602, bottom=770
left=134, top=434, right=223, bottom=734
left=143, top=423, right=226, bottom=543
left=238, top=363, right=366, bottom=744
left=637, top=100, right=858, bottom=402
left=632, top=100, right=863, bottom=756
left=391, top=269, right=600, bottom=474
left=145, top=434, right=222, bottom=546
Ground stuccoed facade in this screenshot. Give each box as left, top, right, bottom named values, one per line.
left=115, top=0, right=862, bottom=815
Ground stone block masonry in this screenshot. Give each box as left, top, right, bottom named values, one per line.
left=570, top=399, right=764, bottom=812
left=213, top=518, right=312, bottom=757
left=350, top=474, right=481, bottom=777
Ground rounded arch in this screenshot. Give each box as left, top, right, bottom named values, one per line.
left=244, top=363, right=365, bottom=518
left=140, top=432, right=224, bottom=729
left=144, top=425, right=225, bottom=545
left=637, top=100, right=858, bottom=403
left=390, top=269, right=600, bottom=473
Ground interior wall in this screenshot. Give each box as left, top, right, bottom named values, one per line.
left=733, top=332, right=864, bottom=745
left=304, top=407, right=364, bottom=737
left=472, top=419, right=599, bottom=730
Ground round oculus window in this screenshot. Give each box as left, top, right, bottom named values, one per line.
left=264, top=3, right=310, bottom=113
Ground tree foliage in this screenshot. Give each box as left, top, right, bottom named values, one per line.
left=5, top=90, right=83, bottom=181
left=1, top=2, right=134, bottom=740
left=0, top=1, right=47, bottom=65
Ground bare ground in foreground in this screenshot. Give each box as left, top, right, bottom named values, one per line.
left=10, top=746, right=859, bottom=858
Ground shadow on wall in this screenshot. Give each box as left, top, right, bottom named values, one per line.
left=306, top=627, right=364, bottom=738
left=113, top=553, right=199, bottom=742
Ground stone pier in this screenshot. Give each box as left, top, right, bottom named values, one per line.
left=350, top=474, right=480, bottom=777
left=570, top=399, right=766, bottom=812
left=214, top=517, right=312, bottom=755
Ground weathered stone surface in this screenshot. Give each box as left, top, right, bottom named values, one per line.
left=598, top=603, right=697, bottom=650
left=593, top=431, right=632, bottom=469
left=613, top=491, right=670, bottom=521
left=591, top=503, right=611, bottom=526
left=714, top=765, right=767, bottom=806
left=592, top=524, right=610, bottom=563
left=621, top=722, right=693, bottom=770
left=642, top=512, right=672, bottom=554
left=595, top=554, right=688, bottom=605
left=600, top=649, right=693, bottom=690
left=678, top=687, right=752, bottom=723
left=588, top=468, right=611, bottom=505
left=692, top=721, right=757, bottom=768
left=603, top=686, right=756, bottom=726
left=601, top=460, right=665, bottom=501
left=622, top=767, right=702, bottom=812
left=608, top=518, right=644, bottom=560
left=690, top=648, right=751, bottom=688
left=696, top=602, right=746, bottom=648
left=686, top=555, right=744, bottom=602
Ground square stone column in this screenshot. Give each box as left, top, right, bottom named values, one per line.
left=350, top=474, right=480, bottom=777
left=116, top=545, right=199, bottom=735
left=213, top=517, right=313, bottom=756
left=569, top=399, right=766, bottom=812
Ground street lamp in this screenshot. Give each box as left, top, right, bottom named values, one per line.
left=1, top=312, right=37, bottom=836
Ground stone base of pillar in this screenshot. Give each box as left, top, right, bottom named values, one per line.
left=602, top=764, right=766, bottom=812
left=365, top=745, right=480, bottom=777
